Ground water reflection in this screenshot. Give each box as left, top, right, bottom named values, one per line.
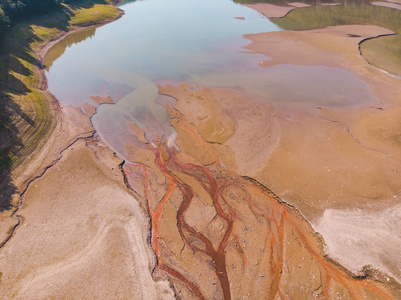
left=44, top=27, right=97, bottom=71
left=46, top=0, right=388, bottom=157
left=47, top=0, right=283, bottom=151
left=46, top=0, right=280, bottom=107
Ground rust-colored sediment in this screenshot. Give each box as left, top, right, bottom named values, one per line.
left=123, top=145, right=399, bottom=299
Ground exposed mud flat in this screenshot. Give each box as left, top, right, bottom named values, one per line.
left=156, top=78, right=401, bottom=295
left=315, top=204, right=401, bottom=282
left=0, top=136, right=174, bottom=299
left=0, top=102, right=96, bottom=245
left=237, top=20, right=401, bottom=284
left=97, top=80, right=399, bottom=298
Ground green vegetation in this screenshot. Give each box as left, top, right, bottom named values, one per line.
left=232, top=0, right=401, bottom=76
left=0, top=0, right=121, bottom=35
left=44, top=26, right=96, bottom=70
left=360, top=35, right=401, bottom=77
left=270, top=4, right=401, bottom=32
left=0, top=0, right=64, bottom=36
left=270, top=4, right=401, bottom=76
left=70, top=3, right=122, bottom=26
left=0, top=0, right=122, bottom=208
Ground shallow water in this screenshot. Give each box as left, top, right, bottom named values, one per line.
left=45, top=0, right=379, bottom=157
left=192, top=64, right=378, bottom=108
left=46, top=0, right=279, bottom=107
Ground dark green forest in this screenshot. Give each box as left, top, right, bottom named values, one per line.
left=0, top=0, right=117, bottom=35
left=1, top=1, right=60, bottom=32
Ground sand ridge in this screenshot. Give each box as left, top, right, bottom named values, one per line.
left=372, top=1, right=401, bottom=10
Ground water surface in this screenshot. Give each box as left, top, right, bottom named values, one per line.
left=45, top=0, right=381, bottom=158
left=46, top=0, right=280, bottom=107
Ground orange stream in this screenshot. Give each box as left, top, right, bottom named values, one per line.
left=123, top=148, right=395, bottom=300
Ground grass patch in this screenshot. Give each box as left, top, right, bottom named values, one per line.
left=270, top=4, right=401, bottom=77
left=360, top=35, right=401, bottom=77
left=0, top=0, right=123, bottom=209
left=70, top=4, right=122, bottom=27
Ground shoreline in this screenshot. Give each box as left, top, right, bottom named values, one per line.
left=240, top=3, right=401, bottom=285
left=14, top=3, right=125, bottom=197
left=0, top=2, right=177, bottom=298
left=0, top=0, right=125, bottom=253
left=38, top=10, right=125, bottom=65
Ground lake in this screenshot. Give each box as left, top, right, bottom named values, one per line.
left=45, top=0, right=385, bottom=159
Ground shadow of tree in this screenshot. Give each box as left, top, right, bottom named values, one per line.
left=0, top=0, right=109, bottom=210
left=0, top=42, right=32, bottom=209
left=0, top=92, right=25, bottom=209
left=66, top=0, right=108, bottom=9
